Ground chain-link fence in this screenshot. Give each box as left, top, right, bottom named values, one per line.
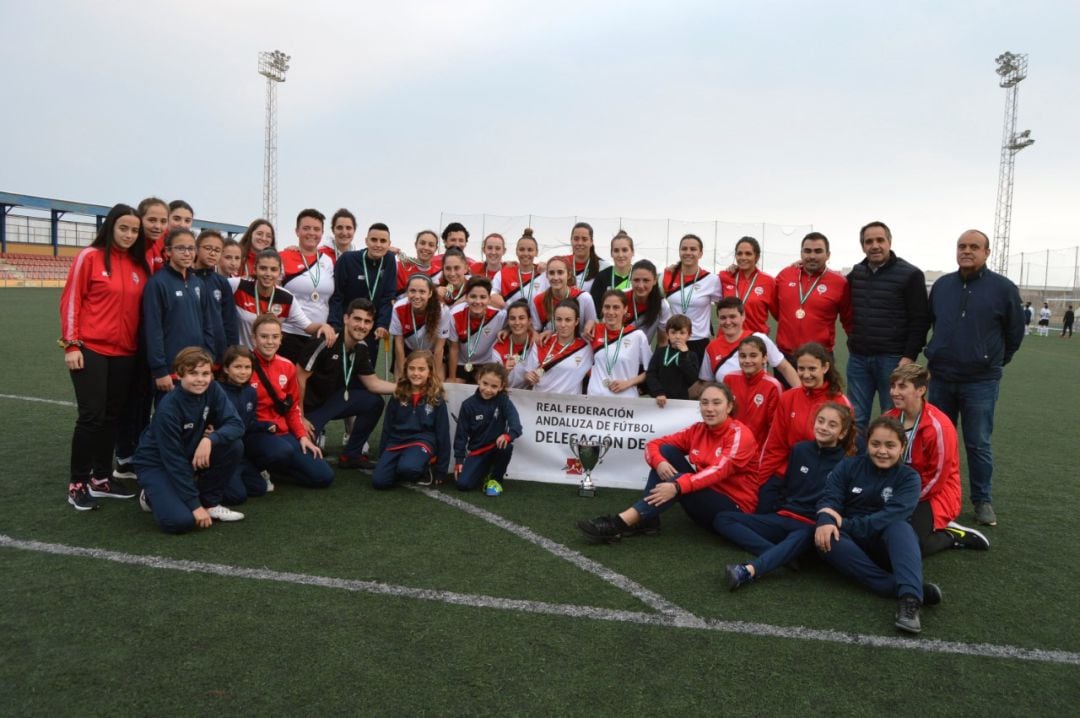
left=439, top=212, right=812, bottom=274
left=1004, top=247, right=1080, bottom=315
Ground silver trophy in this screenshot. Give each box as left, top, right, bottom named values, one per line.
left=568, top=435, right=613, bottom=497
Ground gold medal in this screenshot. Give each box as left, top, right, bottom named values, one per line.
left=795, top=308, right=806, bottom=319
left=464, top=362, right=473, bottom=373
left=311, top=291, right=320, bottom=302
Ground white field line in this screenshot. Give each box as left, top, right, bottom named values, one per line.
left=406, top=484, right=700, bottom=624
left=0, top=394, right=75, bottom=407
left=3, top=533, right=1079, bottom=667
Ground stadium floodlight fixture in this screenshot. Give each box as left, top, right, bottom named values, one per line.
left=259, top=50, right=291, bottom=83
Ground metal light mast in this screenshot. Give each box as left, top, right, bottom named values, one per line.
left=992, top=51, right=1034, bottom=274
left=258, top=50, right=291, bottom=226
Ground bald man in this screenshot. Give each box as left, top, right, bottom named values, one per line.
left=924, top=230, right=1024, bottom=528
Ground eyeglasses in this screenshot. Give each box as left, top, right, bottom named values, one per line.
left=200, top=246, right=222, bottom=255
left=171, top=245, right=197, bottom=253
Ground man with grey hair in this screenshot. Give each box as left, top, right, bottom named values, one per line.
left=924, top=229, right=1024, bottom=527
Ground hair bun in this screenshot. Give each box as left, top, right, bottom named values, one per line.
left=522, top=228, right=534, bottom=238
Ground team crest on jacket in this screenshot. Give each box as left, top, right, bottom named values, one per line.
left=194, top=286, right=201, bottom=298
left=881, top=487, right=893, bottom=502
left=799, top=465, right=809, bottom=473
left=424, top=404, right=434, bottom=415
left=213, top=289, right=222, bottom=301
left=753, top=393, right=764, bottom=406
left=278, top=375, right=287, bottom=388
left=816, top=285, right=827, bottom=294
left=245, top=402, right=253, bottom=412
left=271, top=304, right=282, bottom=315
left=202, top=407, right=210, bottom=421
left=132, top=272, right=140, bottom=284
left=754, top=286, right=764, bottom=295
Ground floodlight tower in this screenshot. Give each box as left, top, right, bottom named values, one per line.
left=992, top=51, right=1034, bottom=274
left=258, top=50, right=291, bottom=226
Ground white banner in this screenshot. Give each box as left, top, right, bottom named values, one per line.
left=444, top=384, right=700, bottom=490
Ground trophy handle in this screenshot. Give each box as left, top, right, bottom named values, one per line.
left=597, top=436, right=614, bottom=461
left=568, top=435, right=581, bottom=458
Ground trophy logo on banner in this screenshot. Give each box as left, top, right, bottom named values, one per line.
left=567, top=435, right=613, bottom=497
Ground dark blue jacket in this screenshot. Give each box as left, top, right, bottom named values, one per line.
left=925, top=267, right=1024, bottom=382
left=220, top=381, right=275, bottom=434
left=328, top=249, right=397, bottom=331
left=453, top=392, right=523, bottom=464
left=133, top=382, right=244, bottom=510
left=758, top=440, right=846, bottom=518
left=379, top=395, right=451, bottom=473
left=815, top=454, right=920, bottom=541
left=143, top=266, right=222, bottom=378
left=194, top=267, right=239, bottom=348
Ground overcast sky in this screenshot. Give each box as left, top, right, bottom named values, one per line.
left=2, top=1, right=1077, bottom=279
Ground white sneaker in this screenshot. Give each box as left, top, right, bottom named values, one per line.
left=138, top=489, right=152, bottom=513
left=207, top=505, right=245, bottom=522
left=261, top=470, right=275, bottom=492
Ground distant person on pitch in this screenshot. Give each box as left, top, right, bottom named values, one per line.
left=1037, top=302, right=1051, bottom=336
left=1062, top=305, right=1074, bottom=338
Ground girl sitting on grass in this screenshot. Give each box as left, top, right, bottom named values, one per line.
left=372, top=350, right=451, bottom=489
left=453, top=363, right=522, bottom=496
left=814, top=416, right=941, bottom=635
left=715, top=402, right=855, bottom=591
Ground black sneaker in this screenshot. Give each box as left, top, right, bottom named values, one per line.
left=922, top=582, right=943, bottom=607
left=68, top=482, right=99, bottom=511
left=895, top=595, right=922, bottom=634
left=623, top=515, right=661, bottom=537
left=337, top=454, right=374, bottom=471
left=88, top=478, right=136, bottom=499
left=113, top=462, right=137, bottom=480
left=577, top=514, right=624, bottom=544
left=945, top=521, right=990, bottom=550
left=725, top=563, right=753, bottom=592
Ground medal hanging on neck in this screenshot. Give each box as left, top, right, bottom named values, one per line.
left=509, top=335, right=530, bottom=362
left=737, top=270, right=758, bottom=304
left=447, top=282, right=465, bottom=305
left=601, top=327, right=625, bottom=389
left=518, top=266, right=535, bottom=303
left=464, top=311, right=489, bottom=373
left=662, top=346, right=679, bottom=367
left=259, top=285, right=276, bottom=315
left=301, top=251, right=322, bottom=302
left=795, top=269, right=823, bottom=320
left=678, top=270, right=695, bottom=314
left=342, top=346, right=356, bottom=401
left=537, top=336, right=573, bottom=378
left=900, top=408, right=922, bottom=464
left=362, top=250, right=383, bottom=299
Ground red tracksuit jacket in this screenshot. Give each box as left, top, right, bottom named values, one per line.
left=60, top=247, right=148, bottom=356
left=884, top=403, right=961, bottom=530
left=757, top=383, right=851, bottom=483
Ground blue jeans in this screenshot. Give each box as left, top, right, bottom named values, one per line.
left=846, top=353, right=903, bottom=433
left=928, top=378, right=999, bottom=504
left=631, top=444, right=738, bottom=530
left=456, top=445, right=514, bottom=491
left=372, top=446, right=432, bottom=489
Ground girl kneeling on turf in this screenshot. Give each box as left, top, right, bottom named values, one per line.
left=815, top=416, right=941, bottom=635
left=577, top=382, right=758, bottom=542
left=133, top=347, right=245, bottom=533
left=453, top=363, right=522, bottom=495
left=245, top=314, right=334, bottom=488
left=714, top=402, right=855, bottom=590
left=372, top=350, right=451, bottom=488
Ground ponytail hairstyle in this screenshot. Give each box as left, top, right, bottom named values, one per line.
left=553, top=298, right=582, bottom=340
left=518, top=227, right=538, bottom=251
left=571, top=221, right=600, bottom=282
left=439, top=247, right=469, bottom=287
left=793, top=341, right=844, bottom=398
left=542, top=256, right=573, bottom=324
left=91, top=203, right=149, bottom=276
left=669, top=233, right=704, bottom=278
left=610, top=229, right=634, bottom=253
left=630, top=259, right=662, bottom=328
left=407, top=274, right=443, bottom=339
left=815, top=401, right=857, bottom=455
left=395, top=349, right=445, bottom=406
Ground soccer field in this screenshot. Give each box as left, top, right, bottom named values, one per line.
left=2, top=288, right=1078, bottom=716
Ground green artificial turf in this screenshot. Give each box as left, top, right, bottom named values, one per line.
left=2, top=288, right=1078, bottom=716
